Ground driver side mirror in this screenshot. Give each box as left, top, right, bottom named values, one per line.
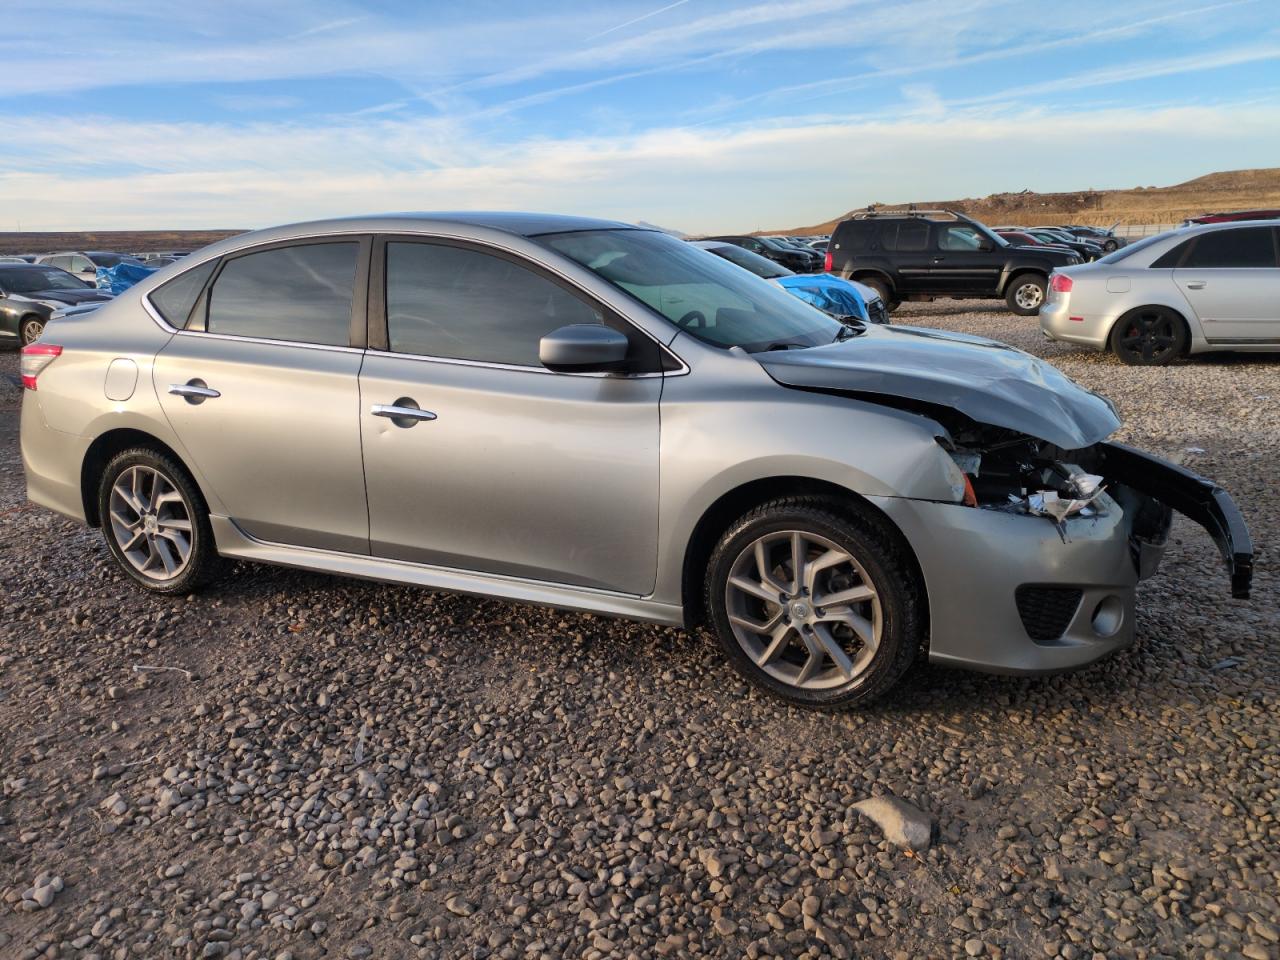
left=539, top=324, right=630, bottom=374
left=978, top=238, right=994, bottom=251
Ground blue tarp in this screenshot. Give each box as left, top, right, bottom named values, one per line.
left=775, top=273, right=869, bottom=322
left=95, top=261, right=159, bottom=295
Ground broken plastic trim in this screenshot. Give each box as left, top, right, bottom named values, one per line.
left=1096, top=443, right=1253, bottom=599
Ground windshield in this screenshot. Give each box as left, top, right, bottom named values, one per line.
left=701, top=243, right=793, bottom=279
left=0, top=266, right=89, bottom=293
left=540, top=229, right=845, bottom=352
left=1096, top=232, right=1170, bottom=264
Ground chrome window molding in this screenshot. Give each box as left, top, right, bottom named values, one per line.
left=173, top=329, right=365, bottom=355
left=364, top=345, right=686, bottom=379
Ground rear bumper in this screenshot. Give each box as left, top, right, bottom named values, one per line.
left=1039, top=297, right=1110, bottom=349
left=21, top=396, right=90, bottom=523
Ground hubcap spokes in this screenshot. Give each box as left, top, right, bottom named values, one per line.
left=22, top=319, right=43, bottom=344
left=1119, top=313, right=1175, bottom=361
left=725, top=530, right=882, bottom=691
left=1016, top=283, right=1043, bottom=310
left=108, top=466, right=193, bottom=581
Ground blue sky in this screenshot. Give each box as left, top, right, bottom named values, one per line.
left=1, top=0, right=1277, bottom=232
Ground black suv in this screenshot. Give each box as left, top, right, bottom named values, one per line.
left=701, top=235, right=821, bottom=273
left=826, top=210, right=1081, bottom=316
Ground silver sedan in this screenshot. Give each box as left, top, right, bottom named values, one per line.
left=1040, top=220, right=1280, bottom=364
left=19, top=214, right=1253, bottom=709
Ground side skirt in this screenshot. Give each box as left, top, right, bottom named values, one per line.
left=209, top=516, right=686, bottom=627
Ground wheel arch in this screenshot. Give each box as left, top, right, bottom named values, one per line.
left=80, top=428, right=203, bottom=527
left=678, top=475, right=927, bottom=633
left=998, top=266, right=1047, bottom=296
left=848, top=268, right=895, bottom=292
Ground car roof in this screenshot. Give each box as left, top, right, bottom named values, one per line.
left=289, top=212, right=640, bottom=238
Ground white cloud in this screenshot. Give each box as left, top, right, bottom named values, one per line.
left=3, top=101, right=1277, bottom=232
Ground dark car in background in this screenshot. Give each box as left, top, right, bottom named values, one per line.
left=1183, top=209, right=1280, bottom=225
left=826, top=210, right=1081, bottom=315
left=700, top=235, right=820, bottom=272
left=0, top=263, right=112, bottom=346
left=1020, top=228, right=1104, bottom=262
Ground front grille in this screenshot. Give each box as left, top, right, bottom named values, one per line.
left=1015, top=586, right=1083, bottom=642
left=866, top=300, right=888, bottom=324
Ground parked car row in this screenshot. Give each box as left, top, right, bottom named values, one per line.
left=0, top=263, right=113, bottom=346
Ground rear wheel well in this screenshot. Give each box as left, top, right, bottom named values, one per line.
left=81, top=430, right=194, bottom=527
left=680, top=477, right=926, bottom=632
left=850, top=270, right=893, bottom=292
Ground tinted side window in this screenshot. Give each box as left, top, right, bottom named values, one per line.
left=1179, top=227, right=1277, bottom=268
left=206, top=243, right=357, bottom=346
left=386, top=242, right=603, bottom=366
left=889, top=221, right=929, bottom=252
left=1150, top=239, right=1193, bottom=269
left=151, top=259, right=217, bottom=328
left=837, top=221, right=876, bottom=252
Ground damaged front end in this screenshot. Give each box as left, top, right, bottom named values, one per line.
left=938, top=422, right=1252, bottom=600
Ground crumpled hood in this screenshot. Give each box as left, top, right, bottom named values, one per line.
left=756, top=324, right=1120, bottom=449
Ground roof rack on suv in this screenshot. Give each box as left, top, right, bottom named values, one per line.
left=850, top=206, right=978, bottom=223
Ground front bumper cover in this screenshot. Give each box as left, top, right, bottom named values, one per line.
left=1095, top=442, right=1253, bottom=599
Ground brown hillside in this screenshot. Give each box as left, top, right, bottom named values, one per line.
left=773, top=168, right=1280, bottom=235
left=0, top=229, right=244, bottom=256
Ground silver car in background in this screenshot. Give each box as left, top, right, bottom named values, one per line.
left=20, top=214, right=1252, bottom=709
left=1041, top=220, right=1280, bottom=365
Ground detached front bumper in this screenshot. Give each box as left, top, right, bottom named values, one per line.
left=869, top=445, right=1253, bottom=675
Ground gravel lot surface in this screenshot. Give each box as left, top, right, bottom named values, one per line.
left=1, top=304, right=1276, bottom=960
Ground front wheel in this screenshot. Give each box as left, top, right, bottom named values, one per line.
left=20, top=315, right=45, bottom=346
left=1109, top=307, right=1187, bottom=366
left=98, top=447, right=224, bottom=594
left=1006, top=274, right=1046, bottom=315
left=860, top=278, right=900, bottom=313
left=705, top=499, right=923, bottom=709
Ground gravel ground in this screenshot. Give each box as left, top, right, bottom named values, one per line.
left=1, top=304, right=1276, bottom=960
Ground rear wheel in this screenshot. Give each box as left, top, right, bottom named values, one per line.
left=1005, top=274, right=1046, bottom=315
left=860, top=278, right=899, bottom=312
left=20, top=315, right=45, bottom=346
left=705, top=499, right=923, bottom=709
left=98, top=448, right=224, bottom=594
left=1109, top=307, right=1187, bottom=366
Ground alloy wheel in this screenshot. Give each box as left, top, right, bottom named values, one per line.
left=20, top=317, right=44, bottom=346
left=724, top=530, right=882, bottom=691
left=1117, top=310, right=1178, bottom=363
left=107, top=466, right=194, bottom=581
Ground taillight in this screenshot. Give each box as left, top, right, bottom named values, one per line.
left=1049, top=273, right=1073, bottom=294
left=823, top=249, right=833, bottom=272
left=20, top=343, right=62, bottom=390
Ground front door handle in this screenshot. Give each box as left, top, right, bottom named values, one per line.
left=1186, top=280, right=1207, bottom=289
left=372, top=399, right=437, bottom=427
left=169, top=380, right=220, bottom=404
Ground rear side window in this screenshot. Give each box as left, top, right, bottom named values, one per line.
left=385, top=242, right=603, bottom=366
left=938, top=225, right=984, bottom=251
left=206, top=243, right=358, bottom=346
left=150, top=259, right=217, bottom=328
left=1177, top=227, right=1277, bottom=268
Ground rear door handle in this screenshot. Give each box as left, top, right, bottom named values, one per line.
left=169, top=380, right=220, bottom=404
left=372, top=400, right=437, bottom=427
left=1186, top=281, right=1207, bottom=289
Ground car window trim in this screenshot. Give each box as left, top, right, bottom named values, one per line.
left=181, top=235, right=371, bottom=349
left=367, top=233, right=684, bottom=378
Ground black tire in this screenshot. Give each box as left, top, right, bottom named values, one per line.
left=20, top=315, right=45, bottom=346
left=860, top=277, right=899, bottom=312
left=1005, top=273, right=1046, bottom=316
left=97, top=447, right=225, bottom=595
left=1109, top=307, right=1187, bottom=366
left=704, top=497, right=924, bottom=710
left=1102, top=240, right=1118, bottom=253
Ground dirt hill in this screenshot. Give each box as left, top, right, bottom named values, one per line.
left=773, top=168, right=1280, bottom=235
left=0, top=229, right=244, bottom=256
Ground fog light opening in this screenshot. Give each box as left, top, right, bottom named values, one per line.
left=1091, top=596, right=1124, bottom=638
